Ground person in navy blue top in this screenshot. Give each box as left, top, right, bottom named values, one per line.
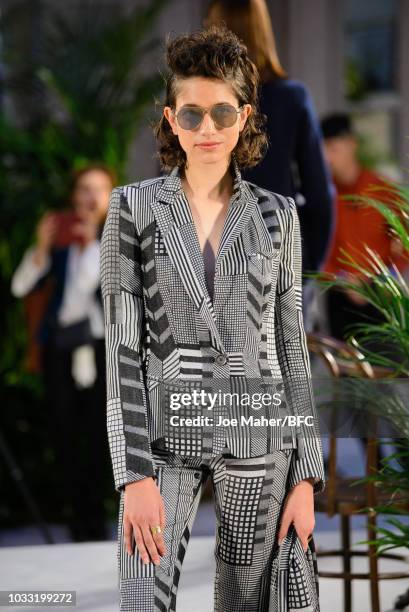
left=205, top=0, right=335, bottom=290
left=242, top=78, right=335, bottom=276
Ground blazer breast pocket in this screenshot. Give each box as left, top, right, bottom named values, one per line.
left=247, top=250, right=280, bottom=297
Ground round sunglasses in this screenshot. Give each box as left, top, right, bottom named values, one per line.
left=172, top=103, right=244, bottom=130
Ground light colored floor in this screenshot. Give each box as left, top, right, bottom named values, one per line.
left=1, top=529, right=408, bottom=611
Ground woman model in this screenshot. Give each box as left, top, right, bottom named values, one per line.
left=101, top=25, right=325, bottom=612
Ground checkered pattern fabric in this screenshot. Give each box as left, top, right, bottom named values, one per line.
left=101, top=155, right=326, bottom=611
left=117, top=447, right=322, bottom=611
left=100, top=155, right=325, bottom=496
left=269, top=523, right=320, bottom=611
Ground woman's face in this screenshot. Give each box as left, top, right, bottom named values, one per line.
left=71, top=169, right=113, bottom=221
left=164, top=77, right=251, bottom=169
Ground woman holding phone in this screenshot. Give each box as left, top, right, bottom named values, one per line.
left=101, top=25, right=325, bottom=611
left=11, top=164, right=115, bottom=542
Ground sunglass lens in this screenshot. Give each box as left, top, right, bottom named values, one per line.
left=177, top=108, right=203, bottom=130
left=211, top=105, right=238, bottom=127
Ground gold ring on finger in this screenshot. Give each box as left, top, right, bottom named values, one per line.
left=150, top=525, right=162, bottom=535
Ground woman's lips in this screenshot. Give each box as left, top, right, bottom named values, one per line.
left=197, top=142, right=221, bottom=149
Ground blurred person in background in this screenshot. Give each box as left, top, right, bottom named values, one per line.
left=10, top=164, right=116, bottom=542
left=321, top=113, right=407, bottom=467
left=320, top=113, right=408, bottom=343
left=204, top=0, right=335, bottom=322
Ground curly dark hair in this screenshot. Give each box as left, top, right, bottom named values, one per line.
left=152, top=24, right=268, bottom=172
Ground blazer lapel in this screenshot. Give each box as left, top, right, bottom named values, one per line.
left=150, top=154, right=259, bottom=354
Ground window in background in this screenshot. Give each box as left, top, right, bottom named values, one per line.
left=343, top=0, right=401, bottom=175
left=344, top=0, right=398, bottom=101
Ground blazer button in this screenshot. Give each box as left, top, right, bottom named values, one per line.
left=215, top=354, right=227, bottom=366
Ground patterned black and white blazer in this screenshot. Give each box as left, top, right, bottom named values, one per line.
left=100, top=155, right=325, bottom=496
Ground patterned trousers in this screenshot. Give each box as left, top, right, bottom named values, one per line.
left=117, top=447, right=294, bottom=612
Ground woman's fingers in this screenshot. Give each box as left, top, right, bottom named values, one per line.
left=133, top=524, right=149, bottom=563
left=277, top=481, right=315, bottom=550
left=37, top=213, right=57, bottom=249
left=124, top=514, right=166, bottom=564
left=122, top=480, right=169, bottom=564
left=277, top=511, right=292, bottom=545
left=151, top=527, right=167, bottom=557
left=293, top=516, right=315, bottom=552
left=278, top=517, right=313, bottom=551
left=155, top=499, right=167, bottom=556
left=295, top=527, right=310, bottom=552
left=123, top=514, right=136, bottom=557
left=159, top=496, right=166, bottom=530
left=277, top=507, right=315, bottom=550
left=139, top=522, right=161, bottom=565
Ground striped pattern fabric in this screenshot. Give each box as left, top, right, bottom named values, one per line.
left=116, top=447, right=323, bottom=612
left=269, top=522, right=320, bottom=611
left=100, top=154, right=325, bottom=496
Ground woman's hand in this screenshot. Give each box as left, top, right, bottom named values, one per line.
left=33, top=212, right=57, bottom=266
left=123, top=477, right=167, bottom=565
left=277, top=478, right=315, bottom=552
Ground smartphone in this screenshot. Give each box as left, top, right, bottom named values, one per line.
left=53, top=210, right=85, bottom=247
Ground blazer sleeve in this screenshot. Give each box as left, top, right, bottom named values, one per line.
left=274, top=196, right=326, bottom=495
left=100, top=186, right=157, bottom=492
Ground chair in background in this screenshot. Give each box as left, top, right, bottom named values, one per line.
left=307, top=332, right=409, bottom=612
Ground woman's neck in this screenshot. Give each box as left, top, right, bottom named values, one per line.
left=181, top=159, right=234, bottom=203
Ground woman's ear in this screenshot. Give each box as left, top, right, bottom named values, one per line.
left=239, top=104, right=252, bottom=132
left=163, top=107, right=178, bottom=136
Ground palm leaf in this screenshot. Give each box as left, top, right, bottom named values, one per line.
left=309, top=180, right=409, bottom=554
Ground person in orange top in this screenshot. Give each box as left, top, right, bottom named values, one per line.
left=320, top=113, right=406, bottom=341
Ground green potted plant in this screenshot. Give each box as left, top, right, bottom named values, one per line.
left=308, top=180, right=409, bottom=605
